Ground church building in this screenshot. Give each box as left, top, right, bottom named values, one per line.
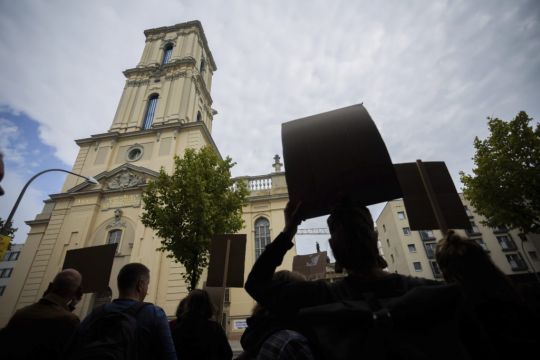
left=0, top=21, right=296, bottom=339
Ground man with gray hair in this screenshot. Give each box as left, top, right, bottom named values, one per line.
left=1, top=268, right=83, bottom=359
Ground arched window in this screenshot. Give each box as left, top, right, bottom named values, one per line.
left=107, top=229, right=122, bottom=245
left=162, top=44, right=173, bottom=65
left=254, top=218, right=271, bottom=259
left=197, top=111, right=202, bottom=122
left=200, top=58, right=206, bottom=73
left=143, top=94, right=158, bottom=130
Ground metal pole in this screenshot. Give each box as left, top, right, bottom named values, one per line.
left=1, top=169, right=95, bottom=234
left=219, top=238, right=231, bottom=329
left=415, top=160, right=448, bottom=235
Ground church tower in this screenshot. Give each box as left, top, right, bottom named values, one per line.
left=0, top=22, right=296, bottom=338
left=0, top=21, right=219, bottom=321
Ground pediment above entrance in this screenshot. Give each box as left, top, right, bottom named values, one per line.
left=67, top=164, right=159, bottom=193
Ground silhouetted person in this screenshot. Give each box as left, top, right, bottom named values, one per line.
left=68, top=263, right=176, bottom=359
left=240, top=270, right=313, bottom=359
left=436, top=230, right=539, bottom=358
left=245, top=200, right=495, bottom=359
left=170, top=289, right=232, bottom=360
left=245, top=200, right=439, bottom=315
left=1, top=269, right=82, bottom=360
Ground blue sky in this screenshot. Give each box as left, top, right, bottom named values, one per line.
left=0, top=108, right=68, bottom=242
left=1, top=0, right=539, bottom=254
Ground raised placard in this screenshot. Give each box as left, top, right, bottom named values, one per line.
left=206, top=234, right=247, bottom=288
left=62, top=244, right=117, bottom=293
left=282, top=104, right=401, bottom=220
left=394, top=162, right=471, bottom=230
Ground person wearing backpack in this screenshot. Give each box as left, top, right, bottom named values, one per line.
left=66, top=262, right=176, bottom=360
left=0, top=269, right=83, bottom=360
left=245, top=199, right=494, bottom=359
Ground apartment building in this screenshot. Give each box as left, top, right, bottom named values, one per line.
left=376, top=195, right=540, bottom=281
left=0, top=244, right=23, bottom=297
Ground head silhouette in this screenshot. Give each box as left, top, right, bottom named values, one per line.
left=49, top=269, right=83, bottom=303
left=436, top=230, right=517, bottom=300
left=181, top=289, right=215, bottom=320
left=117, top=263, right=150, bottom=301
left=327, top=198, right=387, bottom=274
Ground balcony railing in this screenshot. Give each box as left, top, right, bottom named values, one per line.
left=233, top=175, right=273, bottom=192
left=247, top=176, right=272, bottom=191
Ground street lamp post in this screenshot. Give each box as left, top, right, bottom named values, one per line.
left=1, top=169, right=98, bottom=235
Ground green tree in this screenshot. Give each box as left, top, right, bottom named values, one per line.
left=460, top=111, right=540, bottom=233
left=141, top=146, right=249, bottom=290
left=0, top=218, right=17, bottom=237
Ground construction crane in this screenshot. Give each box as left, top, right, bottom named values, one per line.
left=296, top=228, right=330, bottom=235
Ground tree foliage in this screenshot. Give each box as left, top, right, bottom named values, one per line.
left=0, top=218, right=17, bottom=237
left=141, top=146, right=248, bottom=290
left=460, top=111, right=540, bottom=233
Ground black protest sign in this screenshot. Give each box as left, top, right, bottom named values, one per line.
left=282, top=104, right=401, bottom=220
left=394, top=161, right=471, bottom=231
left=62, top=244, right=117, bottom=293
left=206, top=234, right=246, bottom=288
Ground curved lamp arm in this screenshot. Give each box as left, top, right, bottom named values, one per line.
left=2, top=169, right=97, bottom=234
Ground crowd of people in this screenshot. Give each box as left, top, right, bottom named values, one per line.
left=0, top=198, right=538, bottom=359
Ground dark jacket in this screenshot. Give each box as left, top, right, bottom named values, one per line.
left=171, top=315, right=232, bottom=360
left=0, top=293, right=80, bottom=360
left=74, top=298, right=177, bottom=360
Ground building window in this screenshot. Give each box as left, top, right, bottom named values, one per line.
left=0, top=268, right=13, bottom=278
left=254, top=218, right=271, bottom=259
left=419, top=230, right=435, bottom=241
left=424, top=242, right=437, bottom=259
left=403, top=227, right=411, bottom=236
left=397, top=211, right=406, bottom=220
left=382, top=224, right=386, bottom=232
left=413, top=262, right=422, bottom=272
left=390, top=254, right=395, bottom=263
left=430, top=261, right=442, bottom=278
left=0, top=285, right=5, bottom=296
left=529, top=251, right=538, bottom=261
left=466, top=221, right=481, bottom=235
left=492, top=226, right=509, bottom=234
left=8, top=251, right=20, bottom=261
left=197, top=111, right=202, bottom=122
left=126, top=145, right=144, bottom=162
left=386, top=238, right=390, bottom=247
left=200, top=58, right=206, bottom=73
left=464, top=206, right=473, bottom=217
left=473, top=238, right=489, bottom=251
left=142, top=94, right=159, bottom=130
left=107, top=230, right=122, bottom=245
left=162, top=44, right=173, bottom=64
left=506, top=253, right=527, bottom=271
left=407, top=244, right=417, bottom=253
left=497, top=235, right=517, bottom=251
